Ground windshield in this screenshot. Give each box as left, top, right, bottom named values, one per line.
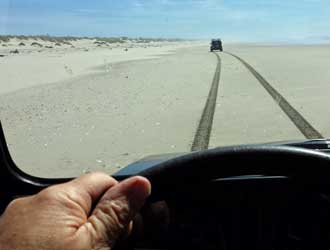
left=1, top=1, right=329, bottom=178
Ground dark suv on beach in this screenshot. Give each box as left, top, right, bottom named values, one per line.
left=210, top=39, right=223, bottom=52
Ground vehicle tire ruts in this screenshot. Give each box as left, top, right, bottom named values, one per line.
left=226, top=52, right=323, bottom=139
left=191, top=52, right=221, bottom=151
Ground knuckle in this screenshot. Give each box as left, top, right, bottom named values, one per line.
left=102, top=199, right=130, bottom=225
left=87, top=199, right=132, bottom=247
left=88, top=171, right=110, bottom=179
left=95, top=199, right=130, bottom=230
left=35, top=186, right=61, bottom=203
left=6, top=197, right=25, bottom=211
left=34, top=185, right=85, bottom=210
left=83, top=171, right=115, bottom=181
left=38, top=187, right=55, bottom=199
left=4, top=196, right=30, bottom=215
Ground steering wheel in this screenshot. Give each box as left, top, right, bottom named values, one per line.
left=139, top=145, right=330, bottom=200
left=133, top=145, right=330, bottom=249
left=2, top=128, right=330, bottom=249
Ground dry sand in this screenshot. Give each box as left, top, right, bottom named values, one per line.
left=1, top=40, right=330, bottom=178
left=0, top=38, right=198, bottom=94
left=223, top=44, right=330, bottom=139
left=209, top=52, right=303, bottom=148
left=0, top=39, right=212, bottom=177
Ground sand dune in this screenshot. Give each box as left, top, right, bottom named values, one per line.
left=0, top=36, right=200, bottom=94
left=0, top=37, right=205, bottom=177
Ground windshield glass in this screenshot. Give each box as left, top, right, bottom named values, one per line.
left=1, top=1, right=329, bottom=178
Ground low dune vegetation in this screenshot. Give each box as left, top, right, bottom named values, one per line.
left=0, top=34, right=188, bottom=61
left=31, top=42, right=43, bottom=47
left=0, top=35, right=183, bottom=45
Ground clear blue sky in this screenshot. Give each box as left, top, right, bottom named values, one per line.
left=1, top=0, right=330, bottom=43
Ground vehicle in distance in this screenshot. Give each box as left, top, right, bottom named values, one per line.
left=210, top=39, right=223, bottom=52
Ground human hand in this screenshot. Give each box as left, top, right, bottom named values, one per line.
left=0, top=172, right=151, bottom=250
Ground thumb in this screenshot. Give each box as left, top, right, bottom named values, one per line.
left=85, top=176, right=151, bottom=249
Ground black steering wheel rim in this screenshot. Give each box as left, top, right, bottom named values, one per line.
left=139, top=145, right=330, bottom=199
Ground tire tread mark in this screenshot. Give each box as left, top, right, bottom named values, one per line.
left=226, top=52, right=323, bottom=139
left=191, top=53, right=222, bottom=151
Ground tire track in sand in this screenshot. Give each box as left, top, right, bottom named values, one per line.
left=226, top=52, right=323, bottom=139
left=191, top=52, right=222, bottom=151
